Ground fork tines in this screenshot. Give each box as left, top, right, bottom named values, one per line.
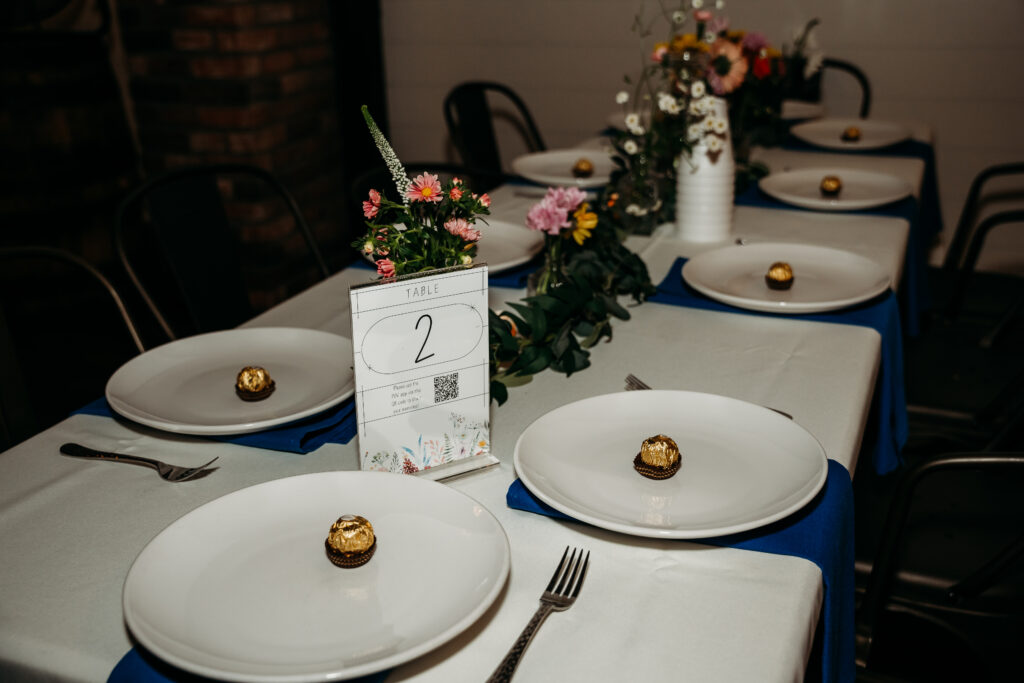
left=624, top=373, right=652, bottom=391
left=546, top=546, right=590, bottom=600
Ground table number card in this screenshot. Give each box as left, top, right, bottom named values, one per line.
left=349, top=265, right=495, bottom=477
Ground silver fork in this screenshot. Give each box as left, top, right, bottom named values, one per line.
left=624, top=374, right=794, bottom=420
left=59, top=443, right=219, bottom=482
left=487, top=546, right=590, bottom=683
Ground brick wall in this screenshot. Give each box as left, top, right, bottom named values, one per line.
left=118, top=0, right=348, bottom=309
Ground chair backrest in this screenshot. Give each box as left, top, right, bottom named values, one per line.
left=443, top=81, right=546, bottom=177
left=0, top=247, right=145, bottom=450
left=787, top=58, right=872, bottom=119
left=115, top=164, right=329, bottom=341
left=855, top=452, right=1024, bottom=680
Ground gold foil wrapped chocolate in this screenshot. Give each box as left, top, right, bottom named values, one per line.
left=819, top=175, right=842, bottom=197
left=840, top=126, right=861, bottom=142
left=765, top=262, right=794, bottom=291
left=572, top=158, right=594, bottom=178
left=325, top=515, right=377, bottom=568
left=235, top=366, right=275, bottom=401
left=633, top=434, right=682, bottom=480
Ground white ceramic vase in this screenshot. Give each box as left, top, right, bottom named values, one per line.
left=674, top=96, right=734, bottom=242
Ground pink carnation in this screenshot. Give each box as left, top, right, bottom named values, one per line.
left=376, top=258, right=395, bottom=277
left=694, top=9, right=712, bottom=22
left=362, top=188, right=381, bottom=218
left=449, top=185, right=463, bottom=201
left=444, top=218, right=481, bottom=242
left=651, top=44, right=668, bottom=62
left=525, top=187, right=586, bottom=236
left=479, top=193, right=491, bottom=208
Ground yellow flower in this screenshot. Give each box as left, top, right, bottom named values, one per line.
left=571, top=203, right=597, bottom=245
left=670, top=33, right=707, bottom=52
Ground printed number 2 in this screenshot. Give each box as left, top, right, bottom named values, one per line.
left=415, top=314, right=435, bottom=363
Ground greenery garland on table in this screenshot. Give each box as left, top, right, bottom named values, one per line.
left=352, top=107, right=655, bottom=405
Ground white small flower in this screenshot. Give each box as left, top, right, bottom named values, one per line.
left=628, top=124, right=646, bottom=136
left=666, top=101, right=681, bottom=115
left=625, top=204, right=641, bottom=216
left=692, top=0, right=704, bottom=8
left=623, top=139, right=639, bottom=155
left=459, top=253, right=473, bottom=265
left=672, top=10, right=686, bottom=24
left=702, top=116, right=716, bottom=131
left=716, top=0, right=725, bottom=9
left=691, top=81, right=706, bottom=98
left=707, top=136, right=723, bottom=152
left=624, top=112, right=640, bottom=128
left=712, top=117, right=727, bottom=133
left=688, top=124, right=703, bottom=141
left=657, top=94, right=675, bottom=113
left=615, top=90, right=629, bottom=104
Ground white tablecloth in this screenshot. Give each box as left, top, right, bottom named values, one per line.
left=0, top=180, right=913, bottom=682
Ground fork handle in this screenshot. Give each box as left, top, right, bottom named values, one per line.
left=486, top=603, right=554, bottom=683
left=59, top=443, right=159, bottom=471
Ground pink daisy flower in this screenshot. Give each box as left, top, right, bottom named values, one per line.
left=407, top=173, right=443, bottom=203
left=376, top=258, right=396, bottom=277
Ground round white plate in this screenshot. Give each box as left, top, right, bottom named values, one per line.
left=681, top=243, right=891, bottom=314
left=790, top=117, right=910, bottom=151
left=759, top=167, right=912, bottom=211
left=514, top=390, right=827, bottom=539
left=123, top=471, right=510, bottom=682
left=476, top=218, right=544, bottom=272
left=106, top=328, right=355, bottom=435
left=511, top=149, right=614, bottom=189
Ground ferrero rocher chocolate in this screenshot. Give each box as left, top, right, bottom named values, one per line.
left=840, top=126, right=861, bottom=142
left=633, top=434, right=681, bottom=480
left=819, top=175, right=842, bottom=197
left=325, top=515, right=376, bottom=568
left=572, top=158, right=594, bottom=178
left=235, top=366, right=275, bottom=401
left=765, top=262, right=794, bottom=291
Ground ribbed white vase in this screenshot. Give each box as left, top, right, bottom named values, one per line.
left=674, top=96, right=734, bottom=242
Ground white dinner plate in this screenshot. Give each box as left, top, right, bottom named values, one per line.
left=106, top=328, right=355, bottom=435
left=681, top=243, right=891, bottom=314
left=476, top=218, right=544, bottom=272
left=790, top=117, right=910, bottom=151
left=511, top=149, right=614, bottom=189
left=123, top=471, right=510, bottom=682
left=514, top=390, right=827, bottom=539
left=759, top=168, right=912, bottom=211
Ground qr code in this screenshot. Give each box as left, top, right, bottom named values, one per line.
left=434, top=372, right=459, bottom=403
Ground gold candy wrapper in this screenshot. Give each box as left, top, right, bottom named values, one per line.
left=633, top=434, right=681, bottom=480
left=765, top=261, right=794, bottom=291
left=325, top=515, right=377, bottom=568
left=819, top=175, right=842, bottom=197
left=235, top=366, right=275, bottom=401
left=572, top=158, right=594, bottom=178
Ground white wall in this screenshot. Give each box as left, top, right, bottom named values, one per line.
left=379, top=0, right=1024, bottom=271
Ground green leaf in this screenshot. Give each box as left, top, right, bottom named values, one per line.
left=490, top=380, right=508, bottom=405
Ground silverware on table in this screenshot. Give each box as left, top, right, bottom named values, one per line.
left=59, top=443, right=219, bottom=482
left=624, top=374, right=795, bottom=420
left=487, top=546, right=590, bottom=683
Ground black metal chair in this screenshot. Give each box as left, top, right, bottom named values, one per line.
left=903, top=164, right=1024, bottom=452
left=854, top=452, right=1024, bottom=682
left=114, top=164, right=330, bottom=341
left=0, top=247, right=145, bottom=450
left=786, top=57, right=872, bottom=119
left=443, top=81, right=546, bottom=185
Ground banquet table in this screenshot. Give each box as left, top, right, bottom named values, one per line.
left=0, top=171, right=914, bottom=681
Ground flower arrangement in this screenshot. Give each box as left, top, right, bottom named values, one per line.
left=488, top=188, right=655, bottom=404
left=352, top=106, right=491, bottom=277
left=608, top=0, right=787, bottom=230
left=524, top=186, right=598, bottom=294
